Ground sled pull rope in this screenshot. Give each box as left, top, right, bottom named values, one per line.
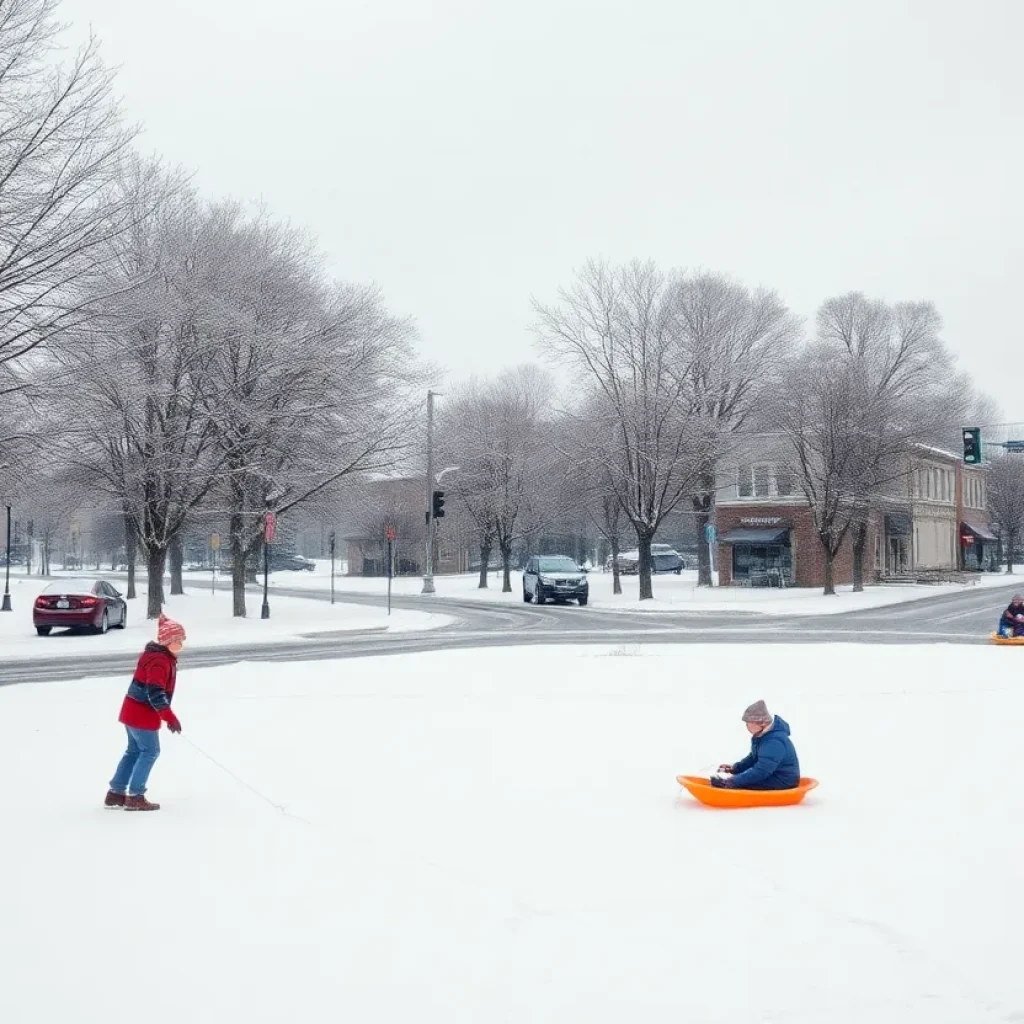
left=180, top=735, right=312, bottom=825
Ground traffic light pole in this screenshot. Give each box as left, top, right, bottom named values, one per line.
left=422, top=390, right=436, bottom=595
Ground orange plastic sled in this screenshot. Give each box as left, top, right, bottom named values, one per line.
left=676, top=775, right=818, bottom=808
left=990, top=632, right=1024, bottom=646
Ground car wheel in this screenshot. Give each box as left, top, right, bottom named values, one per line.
left=97, top=610, right=109, bottom=635
left=36, top=626, right=51, bottom=636
left=578, top=595, right=588, bottom=606
left=523, top=586, right=532, bottom=603
left=535, top=586, right=545, bottom=606
left=116, top=605, right=127, bottom=629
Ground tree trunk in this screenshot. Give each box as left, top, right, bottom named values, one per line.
left=636, top=528, right=654, bottom=600
left=500, top=542, right=513, bottom=593
left=822, top=542, right=836, bottom=596
left=693, top=472, right=715, bottom=587
left=852, top=521, right=867, bottom=593
left=477, top=537, right=492, bottom=588
left=1007, top=531, right=1016, bottom=574
left=611, top=536, right=622, bottom=596
left=169, top=534, right=184, bottom=596
left=230, top=512, right=248, bottom=617
left=125, top=523, right=137, bottom=600
left=146, top=546, right=166, bottom=619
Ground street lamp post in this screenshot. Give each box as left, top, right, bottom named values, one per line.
left=422, top=390, right=437, bottom=594
left=261, top=508, right=276, bottom=620
left=329, top=530, right=336, bottom=606
left=2, top=504, right=11, bottom=611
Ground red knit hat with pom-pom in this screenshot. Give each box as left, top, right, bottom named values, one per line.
left=157, top=613, right=186, bottom=647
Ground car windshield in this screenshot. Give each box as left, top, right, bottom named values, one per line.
left=41, top=580, right=96, bottom=594
left=538, top=557, right=580, bottom=573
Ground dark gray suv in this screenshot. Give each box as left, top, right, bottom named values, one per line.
left=523, top=555, right=589, bottom=606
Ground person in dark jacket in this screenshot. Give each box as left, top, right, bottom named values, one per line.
left=105, top=614, right=185, bottom=812
left=997, top=595, right=1024, bottom=638
left=711, top=700, right=800, bottom=791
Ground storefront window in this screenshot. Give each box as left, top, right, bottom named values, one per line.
left=732, top=540, right=793, bottom=582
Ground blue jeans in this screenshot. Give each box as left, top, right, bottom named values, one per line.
left=109, top=727, right=161, bottom=796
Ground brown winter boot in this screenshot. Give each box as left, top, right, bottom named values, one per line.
left=104, top=790, right=126, bottom=808
left=124, top=794, right=161, bottom=812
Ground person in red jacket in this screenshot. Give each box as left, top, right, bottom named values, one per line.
left=104, top=613, right=185, bottom=812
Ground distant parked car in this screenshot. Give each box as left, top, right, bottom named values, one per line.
left=33, top=579, right=127, bottom=636
left=269, top=552, right=316, bottom=572
left=523, top=555, right=589, bottom=606
left=606, top=545, right=684, bottom=574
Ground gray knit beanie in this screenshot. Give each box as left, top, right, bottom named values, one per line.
left=742, top=700, right=772, bottom=724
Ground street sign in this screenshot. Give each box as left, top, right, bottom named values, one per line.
left=704, top=523, right=717, bottom=544
left=1005, top=440, right=1024, bottom=453
left=264, top=512, right=276, bottom=543
left=210, top=533, right=220, bottom=551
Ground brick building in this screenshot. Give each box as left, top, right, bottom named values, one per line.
left=713, top=442, right=994, bottom=588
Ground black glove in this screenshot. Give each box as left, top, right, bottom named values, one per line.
left=710, top=775, right=729, bottom=788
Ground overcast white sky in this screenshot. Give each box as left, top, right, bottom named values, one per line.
left=62, top=0, right=1023, bottom=418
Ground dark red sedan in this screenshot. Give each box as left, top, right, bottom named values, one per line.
left=33, top=579, right=128, bottom=636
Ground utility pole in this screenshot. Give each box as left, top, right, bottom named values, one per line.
left=2, top=504, right=11, bottom=611
left=422, top=390, right=436, bottom=594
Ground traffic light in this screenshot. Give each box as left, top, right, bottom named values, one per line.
left=432, top=490, right=445, bottom=518
left=962, top=427, right=982, bottom=464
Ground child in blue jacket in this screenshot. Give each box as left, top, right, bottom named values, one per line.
left=711, top=700, right=800, bottom=791
left=997, top=596, right=1024, bottom=638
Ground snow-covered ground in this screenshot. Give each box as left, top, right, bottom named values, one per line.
left=1, top=643, right=1021, bottom=1023
left=0, top=575, right=452, bottom=662
left=271, top=560, right=1024, bottom=616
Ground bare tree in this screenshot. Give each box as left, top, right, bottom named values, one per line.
left=778, top=293, right=965, bottom=594
left=192, top=204, right=422, bottom=616
left=669, top=272, right=799, bottom=586
left=47, top=182, right=226, bottom=617
left=555, top=406, right=627, bottom=594
left=0, top=0, right=135, bottom=375
left=442, top=366, right=554, bottom=592
left=534, top=260, right=702, bottom=600
left=987, top=455, right=1024, bottom=574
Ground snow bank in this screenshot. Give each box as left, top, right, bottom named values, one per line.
left=0, top=576, right=453, bottom=662
left=1, top=643, right=1021, bottom=1022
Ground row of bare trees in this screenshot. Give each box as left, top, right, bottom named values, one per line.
left=379, top=260, right=1000, bottom=601
left=0, top=1, right=426, bottom=617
